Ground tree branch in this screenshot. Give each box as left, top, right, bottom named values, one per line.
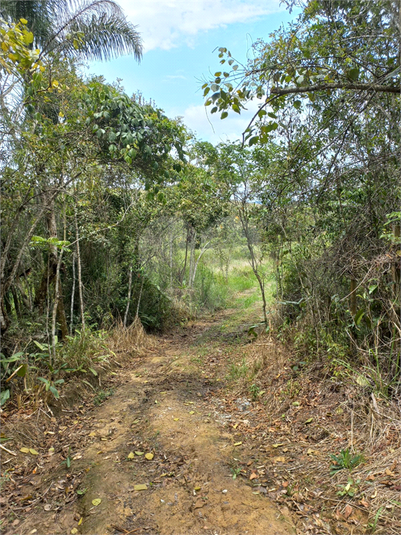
left=271, top=82, right=400, bottom=95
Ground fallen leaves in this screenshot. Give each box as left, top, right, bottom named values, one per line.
left=145, top=453, right=154, bottom=461
left=343, top=504, right=353, bottom=519
left=20, top=447, right=39, bottom=455
left=134, top=484, right=147, bottom=491
left=92, top=498, right=101, bottom=506
left=193, top=498, right=206, bottom=509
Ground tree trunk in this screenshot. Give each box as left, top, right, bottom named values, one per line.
left=57, top=280, right=69, bottom=340
left=180, top=224, right=191, bottom=284
left=74, top=208, right=85, bottom=332
left=188, top=228, right=196, bottom=289
left=349, top=279, right=357, bottom=316
left=70, top=252, right=76, bottom=335
left=239, top=207, right=268, bottom=325
left=51, top=248, right=65, bottom=366
left=392, top=224, right=400, bottom=300
left=135, top=274, right=145, bottom=319
left=11, top=286, right=21, bottom=320
left=191, top=240, right=210, bottom=287
left=169, top=229, right=174, bottom=289
left=124, top=264, right=133, bottom=328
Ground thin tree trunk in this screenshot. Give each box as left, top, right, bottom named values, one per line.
left=180, top=224, right=191, bottom=284
left=74, top=208, right=85, bottom=332
left=2, top=197, right=55, bottom=299
left=47, top=197, right=68, bottom=340
left=349, top=279, right=357, bottom=316
left=392, top=224, right=400, bottom=299
left=11, top=286, right=21, bottom=320
left=57, top=280, right=69, bottom=340
left=70, top=252, right=76, bottom=336
left=0, top=174, right=82, bottom=331
left=191, top=240, right=210, bottom=287
left=239, top=207, right=268, bottom=325
left=135, top=274, right=145, bottom=318
left=188, top=228, right=196, bottom=289
left=51, top=248, right=64, bottom=367
left=124, top=264, right=133, bottom=328
left=169, top=229, right=174, bottom=289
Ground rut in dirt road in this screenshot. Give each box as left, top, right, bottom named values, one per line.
left=13, top=319, right=296, bottom=535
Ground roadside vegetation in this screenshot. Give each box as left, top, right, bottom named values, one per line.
left=0, top=2, right=400, bottom=534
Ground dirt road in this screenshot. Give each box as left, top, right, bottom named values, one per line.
left=5, top=314, right=295, bottom=535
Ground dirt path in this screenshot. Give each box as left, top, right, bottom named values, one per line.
left=7, top=314, right=295, bottom=535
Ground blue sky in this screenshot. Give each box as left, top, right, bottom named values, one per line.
left=88, top=0, right=299, bottom=144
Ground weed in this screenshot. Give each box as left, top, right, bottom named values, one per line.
left=337, top=476, right=360, bottom=497
left=37, top=376, right=64, bottom=400
left=249, top=384, right=261, bottom=401
left=0, top=471, right=12, bottom=490
left=330, top=448, right=364, bottom=475
left=280, top=378, right=301, bottom=399
left=367, top=507, right=384, bottom=534
left=228, top=358, right=248, bottom=380
left=93, top=388, right=114, bottom=406
left=61, top=446, right=72, bottom=469
left=231, top=466, right=242, bottom=480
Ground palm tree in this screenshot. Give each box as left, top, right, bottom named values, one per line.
left=0, top=0, right=142, bottom=62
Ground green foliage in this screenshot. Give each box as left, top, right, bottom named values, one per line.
left=0, top=18, right=39, bottom=73
left=93, top=388, right=114, bottom=406
left=0, top=0, right=143, bottom=63
left=228, top=358, right=248, bottom=380
left=330, top=448, right=364, bottom=476
left=0, top=389, right=10, bottom=407
left=231, top=466, right=242, bottom=480
left=37, top=377, right=65, bottom=399
left=367, top=507, right=384, bottom=534
left=203, top=0, right=399, bottom=144
left=61, top=446, right=72, bottom=469
left=249, top=384, right=261, bottom=401
left=336, top=476, right=361, bottom=498
left=194, top=265, right=227, bottom=312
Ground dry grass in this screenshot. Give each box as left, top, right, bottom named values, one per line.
left=228, top=333, right=401, bottom=534
left=108, top=316, right=149, bottom=356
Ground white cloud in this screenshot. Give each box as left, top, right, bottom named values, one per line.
left=117, top=0, right=284, bottom=51
left=180, top=100, right=263, bottom=144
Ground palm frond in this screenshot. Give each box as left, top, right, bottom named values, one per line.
left=42, top=0, right=142, bottom=61
left=49, top=12, right=142, bottom=61
left=1, top=1, right=142, bottom=62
